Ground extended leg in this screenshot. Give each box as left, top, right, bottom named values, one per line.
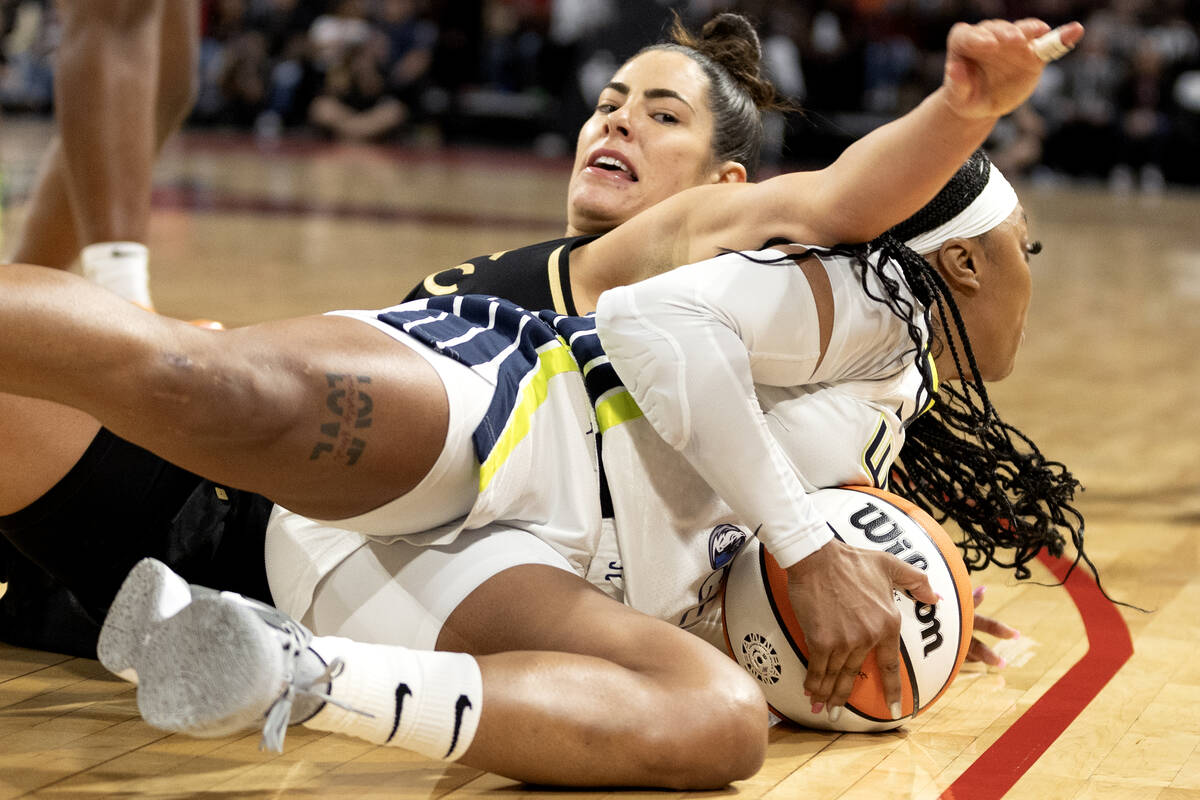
left=0, top=265, right=447, bottom=519
left=1, top=0, right=199, bottom=513
left=431, top=565, right=768, bottom=787
left=289, top=526, right=769, bottom=787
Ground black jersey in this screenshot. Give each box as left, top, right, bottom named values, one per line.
left=404, top=235, right=599, bottom=314
left=0, top=430, right=273, bottom=657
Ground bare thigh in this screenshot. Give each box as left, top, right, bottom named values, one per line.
left=438, top=563, right=728, bottom=671
left=0, top=394, right=99, bottom=515
left=94, top=314, right=455, bottom=521
left=438, top=563, right=769, bottom=787
left=0, top=268, right=452, bottom=521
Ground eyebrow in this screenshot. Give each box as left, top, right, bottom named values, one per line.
left=603, top=82, right=695, bottom=111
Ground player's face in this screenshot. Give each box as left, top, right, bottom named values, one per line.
left=965, top=205, right=1036, bottom=381
left=565, top=50, right=724, bottom=235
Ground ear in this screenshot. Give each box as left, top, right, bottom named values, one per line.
left=933, top=238, right=982, bottom=295
left=713, top=161, right=748, bottom=184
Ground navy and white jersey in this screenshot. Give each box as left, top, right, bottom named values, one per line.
left=319, top=294, right=636, bottom=581
left=279, top=244, right=931, bottom=644
left=595, top=246, right=932, bottom=639
left=376, top=295, right=636, bottom=479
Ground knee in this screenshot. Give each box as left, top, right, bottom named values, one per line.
left=692, top=665, right=769, bottom=786
left=144, top=326, right=303, bottom=446
left=639, top=659, right=768, bottom=789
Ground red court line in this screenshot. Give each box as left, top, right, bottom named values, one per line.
left=940, top=553, right=1133, bottom=800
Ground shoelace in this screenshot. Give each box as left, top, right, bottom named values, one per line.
left=260, top=619, right=374, bottom=752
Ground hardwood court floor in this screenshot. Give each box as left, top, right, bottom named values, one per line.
left=1, top=117, right=1198, bottom=798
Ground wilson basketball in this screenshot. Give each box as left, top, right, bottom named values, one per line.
left=722, top=486, right=973, bottom=732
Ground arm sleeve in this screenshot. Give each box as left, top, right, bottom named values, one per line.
left=595, top=253, right=834, bottom=568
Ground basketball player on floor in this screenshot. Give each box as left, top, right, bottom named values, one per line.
left=6, top=137, right=1069, bottom=786
left=0, top=17, right=1076, bottom=785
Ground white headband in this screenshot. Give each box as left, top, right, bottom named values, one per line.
left=903, top=163, right=1019, bottom=255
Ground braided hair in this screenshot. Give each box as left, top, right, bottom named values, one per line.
left=853, top=151, right=1104, bottom=589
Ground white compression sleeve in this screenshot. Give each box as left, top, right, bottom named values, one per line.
left=596, top=250, right=835, bottom=568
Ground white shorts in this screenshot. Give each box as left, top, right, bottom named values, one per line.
left=302, top=524, right=574, bottom=650
left=312, top=327, right=484, bottom=537
left=264, top=327, right=585, bottom=648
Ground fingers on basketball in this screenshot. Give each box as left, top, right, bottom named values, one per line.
left=722, top=487, right=974, bottom=732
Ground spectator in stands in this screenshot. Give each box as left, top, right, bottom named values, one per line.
left=378, top=0, right=437, bottom=124
left=1113, top=35, right=1171, bottom=192
left=309, top=36, right=407, bottom=141
left=0, top=0, right=56, bottom=112
left=251, top=0, right=322, bottom=135
left=1038, top=23, right=1123, bottom=180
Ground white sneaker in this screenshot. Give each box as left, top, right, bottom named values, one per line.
left=99, top=558, right=341, bottom=751
left=97, top=557, right=201, bottom=683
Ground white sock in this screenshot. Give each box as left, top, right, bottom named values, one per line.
left=80, top=241, right=152, bottom=307
left=303, top=636, right=483, bottom=762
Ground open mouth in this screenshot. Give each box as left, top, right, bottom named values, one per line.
left=588, top=153, right=638, bottom=181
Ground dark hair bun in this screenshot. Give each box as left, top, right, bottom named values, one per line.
left=700, top=13, right=762, bottom=60
left=669, top=12, right=781, bottom=111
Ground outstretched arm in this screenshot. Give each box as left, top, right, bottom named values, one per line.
left=580, top=19, right=1083, bottom=284
left=775, top=19, right=1083, bottom=246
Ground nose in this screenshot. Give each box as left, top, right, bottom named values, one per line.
left=604, top=105, right=632, bottom=140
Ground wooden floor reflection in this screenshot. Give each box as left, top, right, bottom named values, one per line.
left=1, top=117, right=1198, bottom=799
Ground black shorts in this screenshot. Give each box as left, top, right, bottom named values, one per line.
left=0, top=429, right=274, bottom=657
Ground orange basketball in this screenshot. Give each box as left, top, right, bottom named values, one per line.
left=722, top=486, right=973, bottom=731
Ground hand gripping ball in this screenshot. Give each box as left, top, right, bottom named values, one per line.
left=722, top=486, right=974, bottom=731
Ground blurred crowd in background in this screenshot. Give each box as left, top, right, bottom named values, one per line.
left=2, top=0, right=1199, bottom=190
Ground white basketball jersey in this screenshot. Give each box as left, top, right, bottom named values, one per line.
left=595, top=247, right=932, bottom=643
left=269, top=246, right=932, bottom=644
